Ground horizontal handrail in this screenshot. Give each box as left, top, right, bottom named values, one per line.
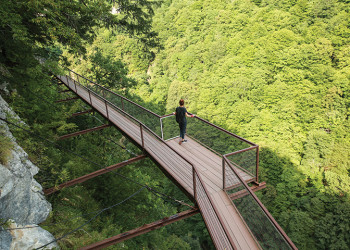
left=66, top=68, right=161, bottom=118
left=223, top=156, right=297, bottom=250
left=66, top=65, right=254, bottom=149
left=161, top=113, right=258, bottom=179
left=68, top=76, right=195, bottom=184
left=224, top=145, right=258, bottom=157
left=193, top=116, right=257, bottom=146
left=160, top=113, right=174, bottom=118
left=161, top=113, right=256, bottom=147
left=68, top=77, right=195, bottom=176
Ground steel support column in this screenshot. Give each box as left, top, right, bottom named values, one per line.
left=71, top=109, right=94, bottom=117
left=44, top=155, right=147, bottom=195
left=58, top=124, right=111, bottom=140
left=55, top=96, right=79, bottom=103
left=58, top=89, right=71, bottom=93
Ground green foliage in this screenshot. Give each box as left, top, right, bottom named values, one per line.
left=0, top=218, right=11, bottom=228
left=0, top=0, right=210, bottom=249
left=0, top=0, right=157, bottom=101
left=89, top=48, right=134, bottom=89
left=4, top=74, right=205, bottom=248
left=58, top=0, right=350, bottom=247
left=3, top=0, right=350, bottom=249
left=131, top=0, right=350, bottom=249
left=0, top=127, right=13, bottom=165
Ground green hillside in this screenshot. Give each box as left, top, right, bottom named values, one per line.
left=146, top=1, right=350, bottom=248
left=1, top=0, right=349, bottom=249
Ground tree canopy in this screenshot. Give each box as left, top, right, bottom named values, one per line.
left=1, top=0, right=350, bottom=249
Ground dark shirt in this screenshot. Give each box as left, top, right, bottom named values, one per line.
left=176, top=106, right=187, bottom=124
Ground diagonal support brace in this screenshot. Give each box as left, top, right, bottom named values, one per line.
left=79, top=208, right=199, bottom=250
left=58, top=89, right=71, bottom=93
left=58, top=124, right=111, bottom=140
left=55, top=96, right=79, bottom=103
left=71, top=109, right=94, bottom=117
left=44, top=155, right=147, bottom=195
left=228, top=182, right=266, bottom=201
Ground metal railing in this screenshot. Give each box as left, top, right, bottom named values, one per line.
left=68, top=70, right=163, bottom=137
left=67, top=68, right=259, bottom=183
left=223, top=156, right=297, bottom=250
left=61, top=72, right=236, bottom=249
left=161, top=113, right=259, bottom=183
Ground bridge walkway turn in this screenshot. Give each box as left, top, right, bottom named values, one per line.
left=56, top=72, right=297, bottom=250
left=58, top=75, right=258, bottom=249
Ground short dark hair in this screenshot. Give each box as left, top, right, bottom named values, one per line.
left=179, top=99, right=184, bottom=106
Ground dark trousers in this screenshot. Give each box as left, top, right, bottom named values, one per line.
left=179, top=121, right=187, bottom=139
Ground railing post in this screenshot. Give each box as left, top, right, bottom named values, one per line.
left=140, top=123, right=144, bottom=148
left=222, top=157, right=226, bottom=189
left=105, top=100, right=109, bottom=119
left=66, top=75, right=69, bottom=87
left=256, top=146, right=259, bottom=183
left=160, top=118, right=164, bottom=140
left=88, top=89, right=92, bottom=104
left=121, top=98, right=124, bottom=111
left=193, top=166, right=197, bottom=200
left=74, top=78, right=78, bottom=93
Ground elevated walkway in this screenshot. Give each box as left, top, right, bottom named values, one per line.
left=56, top=71, right=296, bottom=250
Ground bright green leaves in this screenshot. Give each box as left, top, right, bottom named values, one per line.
left=138, top=0, right=350, bottom=248
left=166, top=80, right=194, bottom=111
left=89, top=48, right=132, bottom=89
left=1, top=0, right=157, bottom=95
left=314, top=199, right=350, bottom=249
left=0, top=127, right=14, bottom=165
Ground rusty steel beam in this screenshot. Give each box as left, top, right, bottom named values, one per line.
left=228, top=182, right=266, bottom=201
left=79, top=208, right=199, bottom=250
left=229, top=189, right=249, bottom=201
left=44, top=155, right=147, bottom=195
left=58, top=124, right=111, bottom=140
left=58, top=89, right=71, bottom=93
left=251, top=181, right=266, bottom=192
left=224, top=177, right=256, bottom=191
left=71, top=109, right=94, bottom=117
left=55, top=96, right=79, bottom=103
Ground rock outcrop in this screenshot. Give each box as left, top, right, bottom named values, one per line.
left=0, top=94, right=58, bottom=249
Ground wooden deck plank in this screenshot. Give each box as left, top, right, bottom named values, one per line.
left=168, top=140, right=223, bottom=180
left=167, top=136, right=254, bottom=182
left=167, top=140, right=223, bottom=188
left=167, top=138, right=254, bottom=190
left=146, top=144, right=193, bottom=188
left=169, top=137, right=254, bottom=181
left=143, top=134, right=194, bottom=189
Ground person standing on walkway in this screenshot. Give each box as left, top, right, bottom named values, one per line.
left=173, top=99, right=195, bottom=145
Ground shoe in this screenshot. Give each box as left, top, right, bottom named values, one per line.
left=179, top=140, right=182, bottom=145
left=183, top=140, right=187, bottom=143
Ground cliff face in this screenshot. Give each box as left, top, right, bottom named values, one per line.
left=0, top=94, right=58, bottom=249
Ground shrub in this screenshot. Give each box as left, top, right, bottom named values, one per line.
left=0, top=127, right=14, bottom=165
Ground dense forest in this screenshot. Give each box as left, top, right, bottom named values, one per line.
left=1, top=0, right=350, bottom=249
